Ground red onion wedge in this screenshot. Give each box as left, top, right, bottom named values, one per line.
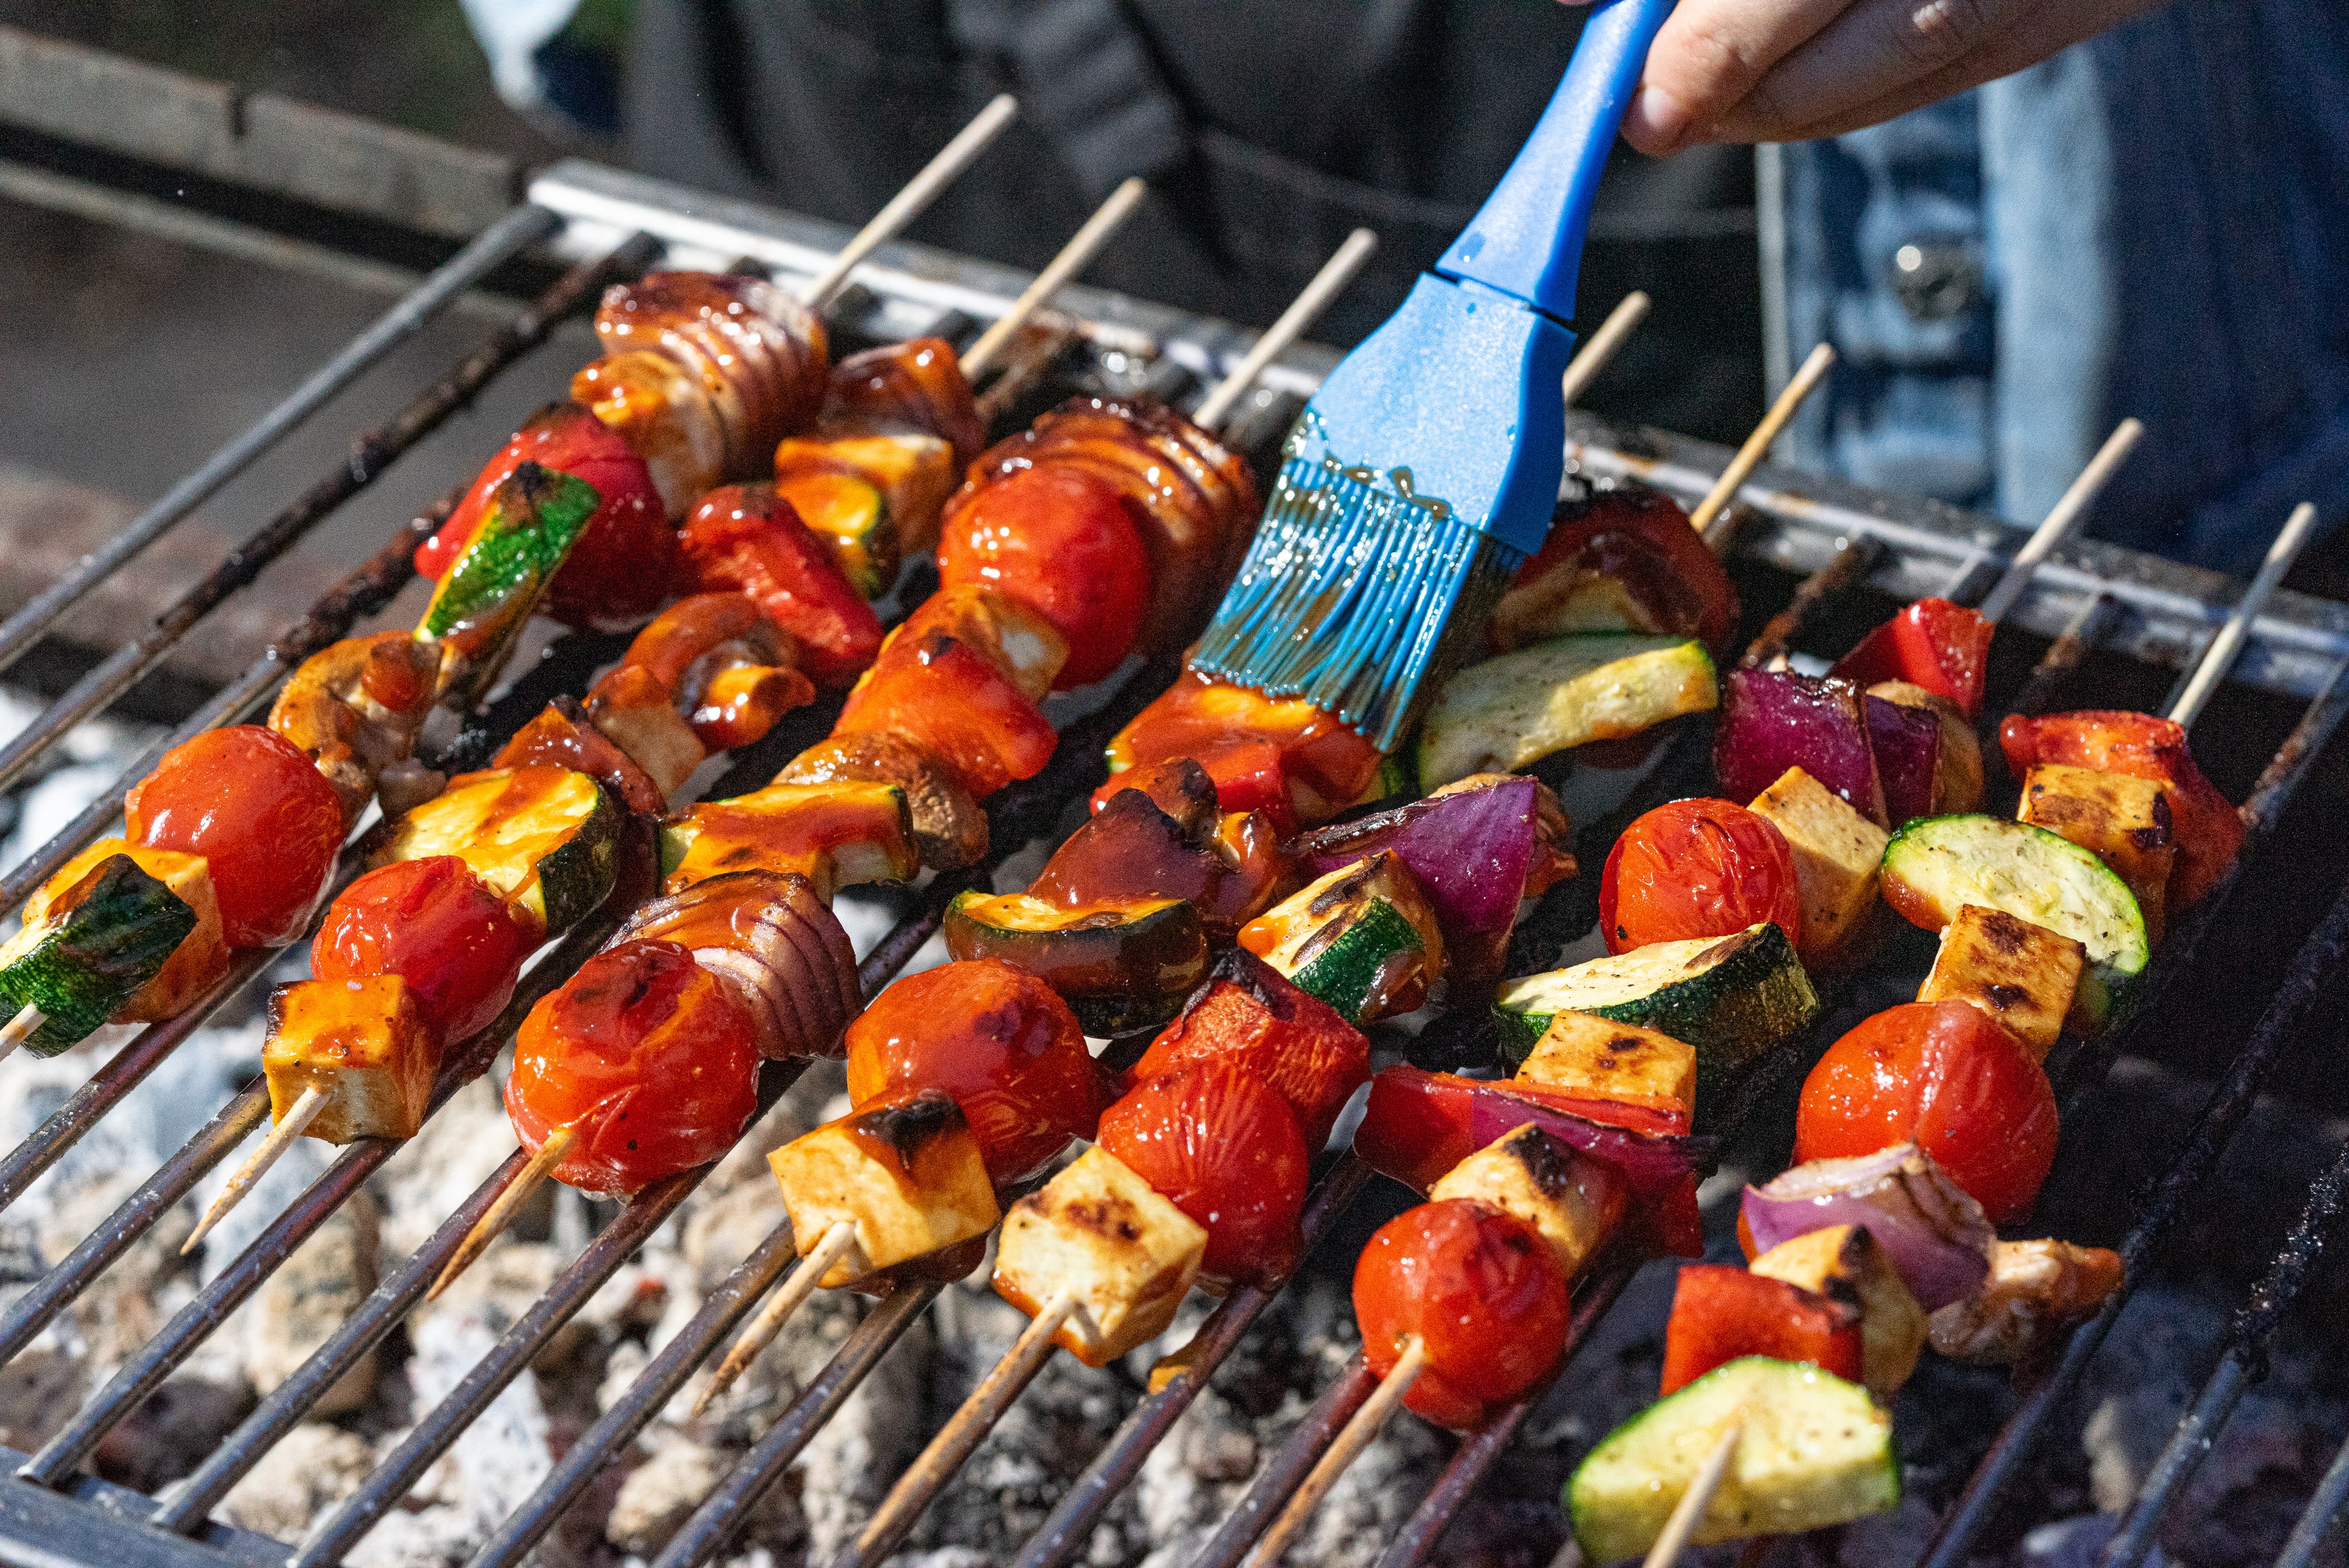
left=615, top=870, right=858, bottom=1059
left=1742, top=1143, right=1995, bottom=1309
left=1715, top=669, right=1888, bottom=826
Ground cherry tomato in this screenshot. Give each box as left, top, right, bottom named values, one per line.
left=1794, top=1000, right=2059, bottom=1222
left=1126, top=958, right=1370, bottom=1150
left=416, top=402, right=674, bottom=630
left=1353, top=1199, right=1572, bottom=1430
left=1599, top=797, right=1803, bottom=954
left=504, top=940, right=760, bottom=1197
left=938, top=465, right=1153, bottom=690
left=680, top=485, right=882, bottom=687
left=1097, top=1058, right=1310, bottom=1285
left=314, top=857, right=534, bottom=1042
left=125, top=725, right=345, bottom=948
left=845, top=959, right=1107, bottom=1185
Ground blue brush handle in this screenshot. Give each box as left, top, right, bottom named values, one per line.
left=1437, top=0, right=1676, bottom=322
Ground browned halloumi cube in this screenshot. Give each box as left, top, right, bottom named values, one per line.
left=263, top=977, right=439, bottom=1143
left=1428, top=1123, right=1625, bottom=1280
left=1750, top=1223, right=1928, bottom=1398
left=1918, top=903, right=2085, bottom=1060
left=27, top=838, right=229, bottom=1022
left=1515, top=1011, right=1697, bottom=1126
left=2019, top=764, right=2173, bottom=944
left=585, top=664, right=707, bottom=797
left=993, top=1145, right=1206, bottom=1367
left=1749, top=766, right=1890, bottom=965
left=767, top=1089, right=999, bottom=1287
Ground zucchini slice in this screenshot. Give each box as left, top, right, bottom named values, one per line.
left=23, top=838, right=228, bottom=1023
left=1569, top=1357, right=1898, bottom=1563
left=1493, top=922, right=1817, bottom=1086
left=0, top=855, right=200, bottom=1056
left=1417, top=634, right=1718, bottom=790
left=1240, top=852, right=1445, bottom=1026
left=944, top=890, right=1208, bottom=1035
left=418, top=463, right=600, bottom=699
left=660, top=780, right=918, bottom=899
left=370, top=765, right=617, bottom=935
left=1880, top=814, right=2148, bottom=1024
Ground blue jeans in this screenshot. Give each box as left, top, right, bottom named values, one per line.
left=1777, top=0, right=2349, bottom=574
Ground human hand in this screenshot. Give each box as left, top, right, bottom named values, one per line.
left=1563, top=0, right=2170, bottom=153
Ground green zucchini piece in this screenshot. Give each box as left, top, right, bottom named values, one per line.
left=370, top=765, right=617, bottom=935
left=0, top=856, right=197, bottom=1056
left=1880, top=814, right=2149, bottom=1024
left=418, top=463, right=600, bottom=701
left=1418, top=634, right=1719, bottom=790
left=944, top=891, right=1208, bottom=1032
left=1569, top=1357, right=1897, bottom=1563
left=1244, top=852, right=1443, bottom=1026
left=1493, top=922, right=1817, bottom=1086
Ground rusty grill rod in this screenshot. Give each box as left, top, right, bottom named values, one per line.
left=2275, top=1428, right=2349, bottom=1568
left=2096, top=1126, right=2349, bottom=1568
left=0, top=202, right=559, bottom=684
left=0, top=227, right=658, bottom=808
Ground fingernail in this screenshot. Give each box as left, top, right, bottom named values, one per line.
left=1629, top=84, right=1696, bottom=155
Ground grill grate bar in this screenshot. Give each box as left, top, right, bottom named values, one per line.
left=2274, top=1426, right=2349, bottom=1568
left=0, top=204, right=559, bottom=687
left=0, top=231, right=658, bottom=808
left=2096, top=1127, right=2349, bottom=1568
left=1196, top=1360, right=1381, bottom=1568
left=1916, top=870, right=2349, bottom=1568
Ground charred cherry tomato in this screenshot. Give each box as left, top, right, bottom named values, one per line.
left=1999, top=709, right=2244, bottom=910
left=1353, top=1198, right=1573, bottom=1430
left=939, top=465, right=1153, bottom=690
left=125, top=724, right=345, bottom=948
left=313, top=857, right=535, bottom=1042
left=1097, top=1058, right=1310, bottom=1285
left=416, top=401, right=673, bottom=631
left=1794, top=1000, right=2059, bottom=1222
left=1106, top=668, right=1383, bottom=827
left=1659, top=1264, right=1863, bottom=1395
left=835, top=621, right=1056, bottom=801
left=680, top=484, right=882, bottom=686
left=504, top=939, right=760, bottom=1197
left=844, top=959, right=1107, bottom=1185
left=1831, top=597, right=1993, bottom=721
left=1599, top=797, right=1803, bottom=954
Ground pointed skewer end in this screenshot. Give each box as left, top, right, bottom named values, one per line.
left=0, top=1004, right=46, bottom=1065
left=429, top=1124, right=576, bottom=1302
left=694, top=1219, right=860, bottom=1417
left=181, top=1084, right=329, bottom=1257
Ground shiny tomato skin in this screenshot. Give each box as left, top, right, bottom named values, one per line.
left=126, top=725, right=346, bottom=948
left=1794, top=1000, right=2059, bottom=1222
left=314, top=857, right=535, bottom=1041
left=845, top=959, right=1107, bottom=1186
left=504, top=940, right=761, bottom=1197
left=1097, top=1058, right=1310, bottom=1285
left=1599, top=797, right=1803, bottom=954
left=938, top=466, right=1153, bottom=690
left=1353, top=1199, right=1573, bottom=1431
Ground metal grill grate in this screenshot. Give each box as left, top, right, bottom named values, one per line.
left=0, top=155, right=2344, bottom=1568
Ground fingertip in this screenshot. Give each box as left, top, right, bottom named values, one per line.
left=1623, top=82, right=1699, bottom=157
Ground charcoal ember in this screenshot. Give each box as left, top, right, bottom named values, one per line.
left=0, top=1346, right=84, bottom=1454
left=795, top=1299, right=936, bottom=1560
left=245, top=1186, right=381, bottom=1416
left=215, top=1421, right=372, bottom=1540
left=365, top=1307, right=557, bottom=1567
left=606, top=1436, right=806, bottom=1558
left=91, top=1374, right=254, bottom=1492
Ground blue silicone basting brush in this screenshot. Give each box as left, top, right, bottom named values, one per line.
left=1191, top=0, right=1676, bottom=752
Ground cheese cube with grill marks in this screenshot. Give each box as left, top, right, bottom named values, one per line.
left=1750, top=1222, right=1928, bottom=1398
left=264, top=977, right=439, bottom=1143
left=2018, top=764, right=2174, bottom=944
left=1918, top=903, right=2084, bottom=1060
left=1749, top=766, right=1888, bottom=965
left=993, top=1145, right=1205, bottom=1366
left=768, top=1090, right=998, bottom=1287
left=1428, top=1123, right=1625, bottom=1282
left=1516, top=1010, right=1697, bottom=1126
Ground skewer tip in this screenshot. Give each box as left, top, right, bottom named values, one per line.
left=1241, top=1338, right=1429, bottom=1568
left=180, top=1084, right=328, bottom=1256
left=428, top=1124, right=576, bottom=1302
left=692, top=1219, right=859, bottom=1416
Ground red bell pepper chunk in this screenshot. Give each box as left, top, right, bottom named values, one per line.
left=680, top=484, right=883, bottom=687
left=1092, top=742, right=1298, bottom=837
left=1831, top=598, right=1994, bottom=720
left=1105, top=668, right=1383, bottom=828
left=1999, top=709, right=2244, bottom=909
left=1125, top=949, right=1370, bottom=1150
left=1353, top=1066, right=1706, bottom=1257
left=1659, top=1265, right=1864, bottom=1394
left=835, top=622, right=1056, bottom=801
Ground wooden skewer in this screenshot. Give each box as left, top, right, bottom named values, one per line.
left=1974, top=417, right=2144, bottom=624
left=1687, top=342, right=1835, bottom=536
left=428, top=1124, right=577, bottom=1302
left=692, top=1218, right=859, bottom=1415
left=1241, top=1337, right=1430, bottom=1568
left=960, top=177, right=1148, bottom=380
left=1642, top=1417, right=1745, bottom=1568
left=179, top=1085, right=329, bottom=1255
left=801, top=94, right=1020, bottom=311
left=1561, top=291, right=1651, bottom=408
left=1192, top=228, right=1381, bottom=431
left=0, top=1004, right=46, bottom=1064
left=2166, top=499, right=2320, bottom=731
left=850, top=1290, right=1086, bottom=1561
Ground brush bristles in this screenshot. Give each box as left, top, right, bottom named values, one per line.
left=1195, top=453, right=1522, bottom=750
